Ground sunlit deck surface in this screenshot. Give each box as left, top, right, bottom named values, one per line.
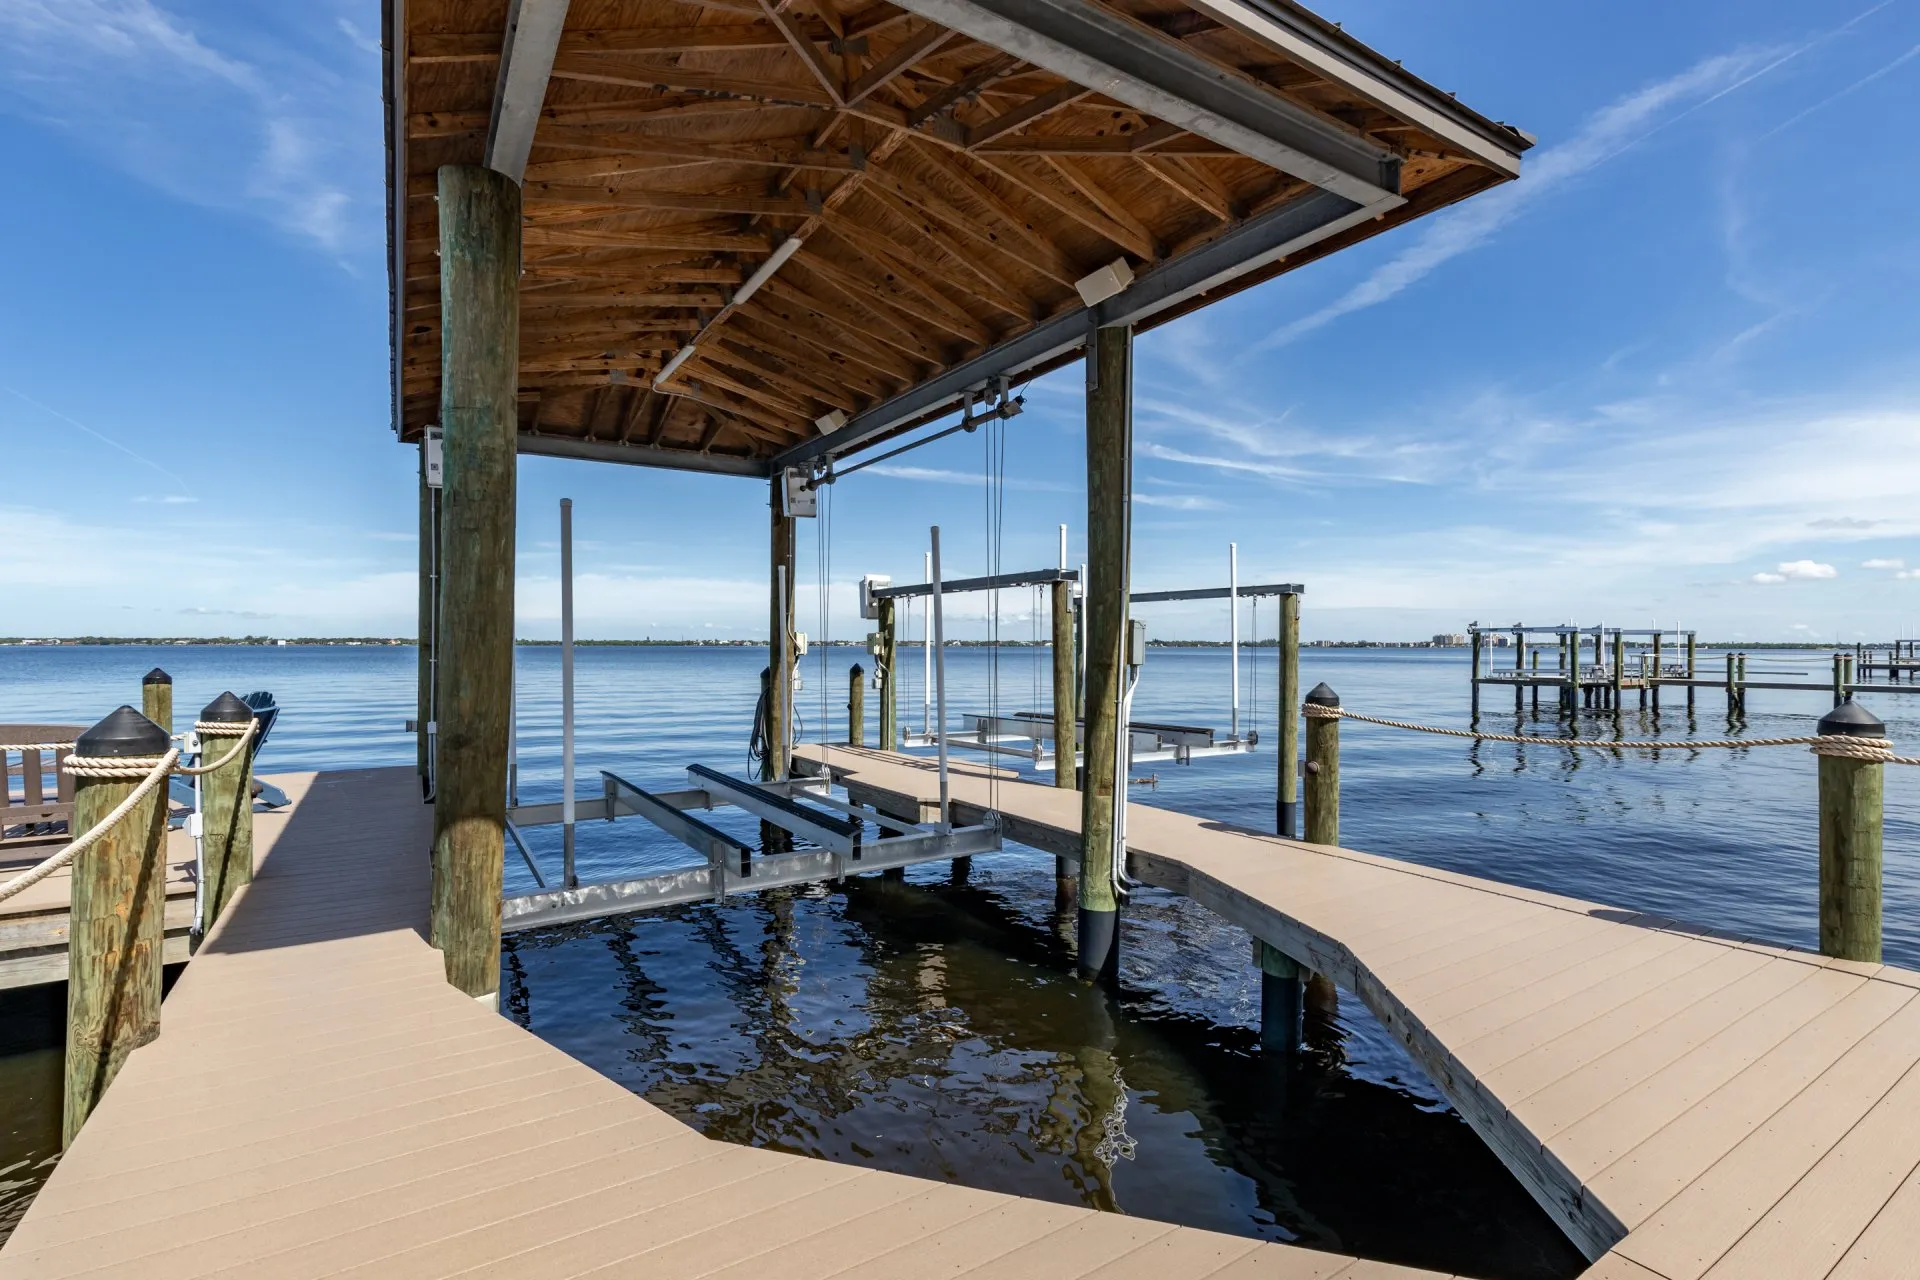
left=796, top=745, right=1920, bottom=1279
left=0, top=767, right=1451, bottom=1279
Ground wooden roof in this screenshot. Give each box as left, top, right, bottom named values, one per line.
left=385, top=0, right=1529, bottom=477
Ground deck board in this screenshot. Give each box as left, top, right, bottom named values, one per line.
left=793, top=744, right=1920, bottom=1276
left=0, top=767, right=1451, bottom=1280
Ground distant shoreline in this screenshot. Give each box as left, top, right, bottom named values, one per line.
left=0, top=637, right=1872, bottom=651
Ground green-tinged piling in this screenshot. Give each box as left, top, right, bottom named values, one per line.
left=430, top=163, right=520, bottom=1003
left=64, top=707, right=171, bottom=1147
left=1817, top=700, right=1884, bottom=963
left=196, top=692, right=257, bottom=936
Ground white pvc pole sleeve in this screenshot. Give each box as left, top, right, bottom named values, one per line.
left=931, top=527, right=950, bottom=829
left=560, top=499, right=575, bottom=828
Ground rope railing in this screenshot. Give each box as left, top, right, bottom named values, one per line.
left=1303, top=703, right=1920, bottom=765
left=0, top=719, right=258, bottom=905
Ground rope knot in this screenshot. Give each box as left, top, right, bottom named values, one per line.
left=1809, top=735, right=1894, bottom=763
left=62, top=754, right=172, bottom=779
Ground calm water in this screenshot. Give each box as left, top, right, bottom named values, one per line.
left=7, top=642, right=1919, bottom=1273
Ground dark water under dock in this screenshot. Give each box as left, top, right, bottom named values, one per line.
left=7, top=643, right=1920, bottom=1272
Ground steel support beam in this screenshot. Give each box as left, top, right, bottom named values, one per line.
left=516, top=432, right=770, bottom=477
left=1131, top=582, right=1302, bottom=603
left=486, top=0, right=572, bottom=182
left=890, top=0, right=1402, bottom=206
left=874, top=567, right=1077, bottom=600
left=778, top=188, right=1371, bottom=472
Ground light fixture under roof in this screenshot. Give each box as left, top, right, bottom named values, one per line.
left=1075, top=257, right=1135, bottom=308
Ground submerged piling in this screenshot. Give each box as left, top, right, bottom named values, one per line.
left=1255, top=940, right=1302, bottom=1054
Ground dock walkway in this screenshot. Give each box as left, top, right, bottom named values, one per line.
left=797, top=745, right=1920, bottom=1280
left=0, top=766, right=1445, bottom=1280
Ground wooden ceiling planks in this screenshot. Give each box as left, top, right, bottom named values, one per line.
left=389, top=0, right=1527, bottom=470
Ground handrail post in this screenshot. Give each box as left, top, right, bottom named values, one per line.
left=848, top=662, right=866, bottom=747
left=140, top=668, right=172, bottom=736
left=196, top=692, right=258, bottom=936
left=1304, top=683, right=1340, bottom=847
left=64, top=706, right=171, bottom=1147
left=1816, top=700, right=1884, bottom=963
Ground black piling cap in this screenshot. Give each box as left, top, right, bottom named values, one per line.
left=1305, top=682, right=1341, bottom=708
left=142, top=667, right=171, bottom=686
left=1818, top=697, right=1885, bottom=738
left=850, top=662, right=865, bottom=677
left=200, top=691, right=254, bottom=725
left=76, top=706, right=170, bottom=758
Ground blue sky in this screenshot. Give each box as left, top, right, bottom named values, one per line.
left=3, top=0, right=1918, bottom=642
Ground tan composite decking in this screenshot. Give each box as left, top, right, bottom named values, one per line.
left=794, top=744, right=1920, bottom=1279
left=0, top=766, right=1446, bottom=1280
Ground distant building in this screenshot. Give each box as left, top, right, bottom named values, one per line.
left=1431, top=633, right=1468, bottom=647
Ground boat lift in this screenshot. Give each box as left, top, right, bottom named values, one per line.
left=878, top=544, right=1301, bottom=773
left=500, top=516, right=1002, bottom=933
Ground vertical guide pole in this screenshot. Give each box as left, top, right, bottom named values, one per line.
left=1686, top=631, right=1698, bottom=713
left=430, top=164, right=519, bottom=1003
left=930, top=526, right=950, bottom=828
left=1229, top=543, right=1240, bottom=742
left=877, top=598, right=898, bottom=752
left=1817, top=701, right=1885, bottom=962
left=560, top=498, right=577, bottom=889
left=64, top=708, right=171, bottom=1147
left=418, top=437, right=442, bottom=796
left=1052, top=578, right=1076, bottom=789
left=922, top=551, right=932, bottom=736
left=1078, top=323, right=1130, bottom=984
left=140, top=669, right=172, bottom=737
left=1277, top=591, right=1300, bottom=837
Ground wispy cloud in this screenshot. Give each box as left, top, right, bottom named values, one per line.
left=1863, top=558, right=1905, bottom=570
left=1257, top=43, right=1816, bottom=350
left=860, top=464, right=1070, bottom=492
left=1131, top=492, right=1221, bottom=510
left=0, top=0, right=372, bottom=253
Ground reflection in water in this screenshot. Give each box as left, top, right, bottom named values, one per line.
left=0, top=983, right=61, bottom=1246
left=506, top=852, right=1588, bottom=1280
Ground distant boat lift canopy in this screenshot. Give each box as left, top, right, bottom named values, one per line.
left=385, top=0, right=1529, bottom=478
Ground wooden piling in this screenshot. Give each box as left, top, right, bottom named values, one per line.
left=64, top=707, right=171, bottom=1147
left=1051, top=580, right=1075, bottom=792
left=1470, top=629, right=1482, bottom=720
left=140, top=669, right=172, bottom=737
left=1832, top=653, right=1845, bottom=707
left=847, top=663, right=865, bottom=747
left=196, top=693, right=257, bottom=936
left=1255, top=940, right=1301, bottom=1054
left=1686, top=632, right=1698, bottom=712
left=1612, top=631, right=1625, bottom=715
left=1304, top=683, right=1339, bottom=846
left=1532, top=649, right=1541, bottom=712
left=767, top=476, right=796, bottom=781
left=430, top=163, right=519, bottom=1002
left=1817, top=700, right=1884, bottom=963
left=877, top=599, right=898, bottom=753
left=1277, top=591, right=1300, bottom=837
left=1077, top=323, right=1131, bottom=984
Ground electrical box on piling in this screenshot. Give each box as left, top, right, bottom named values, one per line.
left=860, top=575, right=891, bottom=620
